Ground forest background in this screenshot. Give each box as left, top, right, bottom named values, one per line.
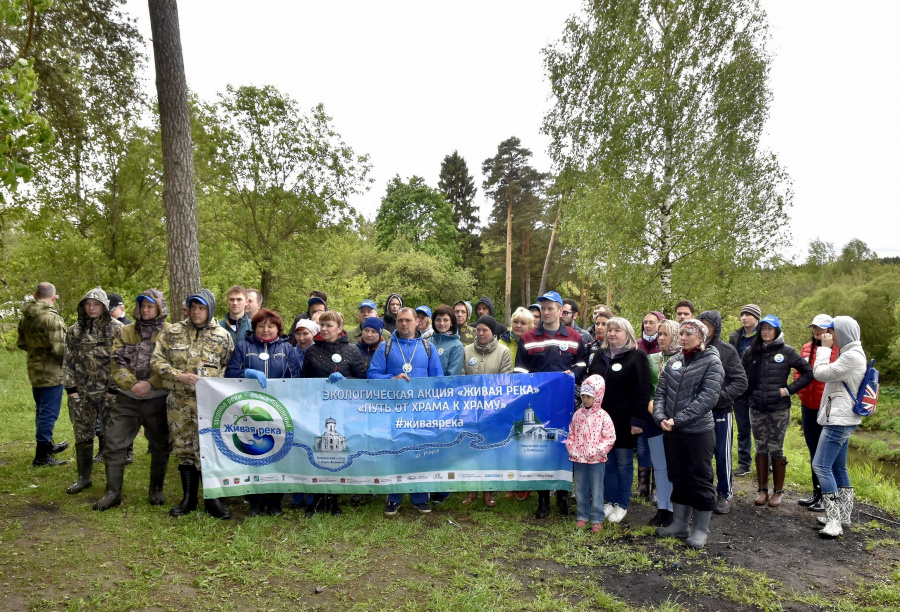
left=1, top=0, right=898, bottom=381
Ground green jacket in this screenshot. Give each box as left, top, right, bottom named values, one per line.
left=17, top=300, right=67, bottom=387
left=62, top=287, right=123, bottom=395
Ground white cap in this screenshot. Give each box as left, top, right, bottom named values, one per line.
left=807, top=314, right=834, bottom=329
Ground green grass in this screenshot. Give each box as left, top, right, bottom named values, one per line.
left=2, top=349, right=900, bottom=610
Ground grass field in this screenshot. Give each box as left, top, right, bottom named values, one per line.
left=2, top=350, right=900, bottom=611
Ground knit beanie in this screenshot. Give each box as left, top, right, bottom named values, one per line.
left=362, top=317, right=385, bottom=335
left=740, top=304, right=762, bottom=321
left=580, top=374, right=606, bottom=401
left=475, top=315, right=498, bottom=336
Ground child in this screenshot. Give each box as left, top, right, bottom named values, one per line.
left=566, top=374, right=616, bottom=531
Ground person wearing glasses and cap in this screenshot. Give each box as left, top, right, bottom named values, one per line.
left=795, top=314, right=839, bottom=512
left=514, top=290, right=588, bottom=519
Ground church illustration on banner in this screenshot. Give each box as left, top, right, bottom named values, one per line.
left=314, top=416, right=347, bottom=452
left=515, top=405, right=556, bottom=441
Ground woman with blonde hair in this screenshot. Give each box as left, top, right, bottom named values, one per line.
left=499, top=307, right=535, bottom=365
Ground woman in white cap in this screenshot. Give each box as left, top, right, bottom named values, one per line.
left=795, top=314, right=839, bottom=512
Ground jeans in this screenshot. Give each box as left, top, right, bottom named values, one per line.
left=713, top=412, right=734, bottom=498
left=636, top=433, right=651, bottom=468
left=812, top=425, right=857, bottom=493
left=647, top=435, right=672, bottom=511
left=387, top=493, right=429, bottom=505
left=32, top=385, right=63, bottom=445
left=733, top=395, right=753, bottom=468
left=573, top=462, right=606, bottom=523
left=603, top=447, right=634, bottom=508
left=801, top=405, right=824, bottom=490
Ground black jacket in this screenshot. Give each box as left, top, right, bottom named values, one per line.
left=653, top=346, right=724, bottom=434
left=586, top=346, right=651, bottom=449
left=740, top=333, right=813, bottom=413
left=301, top=333, right=367, bottom=379
left=699, top=311, right=749, bottom=415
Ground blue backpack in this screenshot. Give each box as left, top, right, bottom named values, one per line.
left=842, top=359, right=880, bottom=417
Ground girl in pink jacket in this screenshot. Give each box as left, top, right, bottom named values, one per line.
left=566, top=374, right=617, bottom=531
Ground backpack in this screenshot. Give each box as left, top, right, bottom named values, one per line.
left=842, top=358, right=880, bottom=417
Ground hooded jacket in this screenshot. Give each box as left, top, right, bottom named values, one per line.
left=462, top=337, right=512, bottom=375
left=62, top=287, right=123, bottom=395
left=814, top=316, right=865, bottom=427
left=699, top=310, right=748, bottom=414
left=302, top=331, right=367, bottom=379
left=150, top=289, right=234, bottom=395
left=429, top=332, right=464, bottom=376
left=653, top=346, right=724, bottom=434
left=474, top=297, right=507, bottom=335
left=498, top=329, right=521, bottom=365
left=566, top=403, right=616, bottom=464
left=110, top=288, right=170, bottom=399
left=17, top=299, right=67, bottom=388
left=382, top=293, right=403, bottom=334
left=454, top=300, right=476, bottom=345
left=741, top=330, right=813, bottom=413
left=227, top=329, right=302, bottom=380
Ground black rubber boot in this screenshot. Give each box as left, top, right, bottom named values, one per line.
left=169, top=465, right=199, bottom=517
left=247, top=495, right=265, bottom=517
left=328, top=494, right=342, bottom=516
left=799, top=486, right=821, bottom=507
left=93, top=463, right=125, bottom=511
left=124, top=443, right=134, bottom=465
left=50, top=439, right=69, bottom=455
left=535, top=491, right=551, bottom=519
left=267, top=493, right=284, bottom=516
left=66, top=444, right=94, bottom=494
left=147, top=453, right=169, bottom=506
left=305, top=494, right=325, bottom=518
left=556, top=490, right=571, bottom=516
left=32, top=442, right=68, bottom=467
left=93, top=435, right=105, bottom=463
left=204, top=496, right=231, bottom=519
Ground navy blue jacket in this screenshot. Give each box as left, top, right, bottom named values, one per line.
left=514, top=323, right=587, bottom=378
left=226, top=332, right=302, bottom=380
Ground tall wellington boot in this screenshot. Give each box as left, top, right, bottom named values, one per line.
left=535, top=491, right=551, bottom=519
left=66, top=444, right=94, bottom=494
left=93, top=463, right=125, bottom=511
left=754, top=454, right=769, bottom=506
left=768, top=456, right=788, bottom=507
left=147, top=453, right=169, bottom=506
left=169, top=465, right=199, bottom=517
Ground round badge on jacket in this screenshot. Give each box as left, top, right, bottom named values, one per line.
left=672, top=361, right=683, bottom=371
left=402, top=363, right=413, bottom=373
left=611, top=363, right=622, bottom=372
left=558, top=341, right=568, bottom=351
left=437, top=348, right=444, bottom=356
left=332, top=354, right=342, bottom=363
left=468, top=358, right=478, bottom=366
left=259, top=353, right=269, bottom=361
left=774, top=354, right=784, bottom=363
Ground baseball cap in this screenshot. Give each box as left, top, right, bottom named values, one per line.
left=308, top=296, right=326, bottom=307
left=808, top=314, right=834, bottom=329
left=136, top=295, right=156, bottom=305
left=536, top=291, right=562, bottom=305
left=359, top=300, right=377, bottom=310
left=759, top=314, right=781, bottom=329
left=415, top=305, right=432, bottom=318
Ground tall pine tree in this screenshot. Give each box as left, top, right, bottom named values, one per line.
left=438, top=151, right=481, bottom=273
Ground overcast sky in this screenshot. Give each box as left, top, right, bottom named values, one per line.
left=124, top=0, right=900, bottom=259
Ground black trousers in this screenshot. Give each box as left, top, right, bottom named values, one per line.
left=663, top=429, right=716, bottom=512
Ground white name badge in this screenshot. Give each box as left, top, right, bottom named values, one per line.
left=672, top=361, right=683, bottom=371
left=332, top=354, right=342, bottom=363
left=611, top=363, right=623, bottom=372
left=774, top=354, right=784, bottom=363
left=468, top=358, right=478, bottom=366
left=437, top=348, right=445, bottom=356
left=258, top=353, right=269, bottom=361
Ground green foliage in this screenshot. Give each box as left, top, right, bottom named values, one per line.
left=544, top=0, right=791, bottom=308
left=374, top=175, right=460, bottom=265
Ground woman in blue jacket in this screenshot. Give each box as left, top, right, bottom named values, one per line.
left=226, top=308, right=302, bottom=517
left=428, top=305, right=464, bottom=376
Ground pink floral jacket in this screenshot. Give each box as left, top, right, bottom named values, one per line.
left=566, top=405, right=616, bottom=464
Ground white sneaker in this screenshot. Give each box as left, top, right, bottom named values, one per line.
left=604, top=503, right=613, bottom=519
left=608, top=505, right=627, bottom=524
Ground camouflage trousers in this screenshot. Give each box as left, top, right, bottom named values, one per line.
left=749, top=408, right=791, bottom=458
left=105, top=393, right=172, bottom=467
left=68, top=392, right=113, bottom=446
left=167, top=392, right=201, bottom=468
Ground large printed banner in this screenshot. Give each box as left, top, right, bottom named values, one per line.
left=196, top=373, right=575, bottom=498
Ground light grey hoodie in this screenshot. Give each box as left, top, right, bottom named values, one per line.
left=814, top=315, right=865, bottom=426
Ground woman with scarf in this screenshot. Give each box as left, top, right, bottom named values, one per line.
left=653, top=319, right=724, bottom=548
left=96, top=289, right=172, bottom=511
left=584, top=317, right=651, bottom=524
left=429, top=305, right=464, bottom=376
left=741, top=315, right=813, bottom=507
left=226, top=308, right=302, bottom=516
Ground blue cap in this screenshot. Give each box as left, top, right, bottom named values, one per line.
left=528, top=303, right=542, bottom=311
left=415, top=305, right=432, bottom=318
left=359, top=299, right=377, bottom=310
left=308, top=296, right=326, bottom=307
left=136, top=295, right=156, bottom=304
left=759, top=314, right=781, bottom=329
left=188, top=296, right=208, bottom=306
left=536, top=291, right=562, bottom=305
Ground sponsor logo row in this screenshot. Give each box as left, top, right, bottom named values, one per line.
left=220, top=471, right=565, bottom=486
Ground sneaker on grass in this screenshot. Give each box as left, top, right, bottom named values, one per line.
left=383, top=502, right=401, bottom=517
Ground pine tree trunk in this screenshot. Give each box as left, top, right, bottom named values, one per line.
left=149, top=0, right=201, bottom=320
left=505, top=197, right=512, bottom=324
left=538, top=205, right=560, bottom=296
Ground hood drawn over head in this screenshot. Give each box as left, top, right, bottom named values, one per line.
left=134, top=288, right=169, bottom=321
left=698, top=310, right=722, bottom=341
left=77, top=287, right=111, bottom=326
left=186, top=289, right=217, bottom=327
left=832, top=315, right=861, bottom=348
left=475, top=296, right=495, bottom=317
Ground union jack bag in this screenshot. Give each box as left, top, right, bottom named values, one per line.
left=843, top=359, right=880, bottom=417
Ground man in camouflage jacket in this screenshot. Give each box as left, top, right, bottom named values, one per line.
left=94, top=289, right=172, bottom=511
left=151, top=289, right=234, bottom=519
left=62, top=287, right=123, bottom=495
left=17, top=282, right=69, bottom=467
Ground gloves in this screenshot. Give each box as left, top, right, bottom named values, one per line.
left=244, top=369, right=267, bottom=389
left=327, top=372, right=345, bottom=384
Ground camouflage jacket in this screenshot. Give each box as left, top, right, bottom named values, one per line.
left=62, top=287, right=123, bottom=395
left=17, top=300, right=67, bottom=387
left=151, top=320, right=234, bottom=396
left=110, top=289, right=170, bottom=398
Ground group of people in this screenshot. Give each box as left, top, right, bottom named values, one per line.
left=17, top=283, right=867, bottom=546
